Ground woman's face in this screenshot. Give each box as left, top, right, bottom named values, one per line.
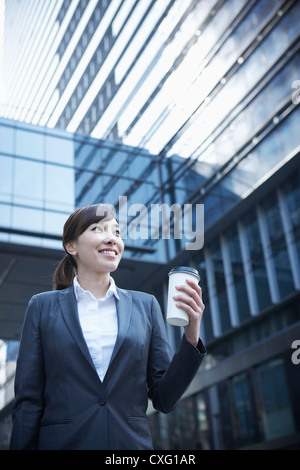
left=66, top=218, right=124, bottom=276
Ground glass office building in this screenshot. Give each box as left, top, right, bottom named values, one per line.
left=0, top=0, right=300, bottom=450
left=0, top=117, right=299, bottom=449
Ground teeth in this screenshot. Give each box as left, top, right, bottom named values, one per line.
left=100, top=250, right=116, bottom=255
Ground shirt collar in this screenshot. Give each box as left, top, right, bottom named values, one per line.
left=73, top=275, right=119, bottom=301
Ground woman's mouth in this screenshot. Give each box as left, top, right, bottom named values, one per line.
left=98, top=249, right=117, bottom=257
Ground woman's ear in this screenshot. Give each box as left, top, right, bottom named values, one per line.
left=65, top=241, right=77, bottom=257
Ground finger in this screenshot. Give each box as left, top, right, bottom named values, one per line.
left=186, top=278, right=202, bottom=295
left=185, top=279, right=204, bottom=309
left=173, top=293, right=199, bottom=311
left=175, top=302, right=198, bottom=319
left=175, top=301, right=203, bottom=322
left=175, top=282, right=202, bottom=307
left=176, top=279, right=202, bottom=297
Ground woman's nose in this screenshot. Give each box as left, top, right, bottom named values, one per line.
left=104, top=233, right=117, bottom=244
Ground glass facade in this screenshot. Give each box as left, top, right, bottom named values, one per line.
left=0, top=120, right=75, bottom=249
left=148, top=165, right=300, bottom=450
left=3, top=1, right=299, bottom=148
left=73, top=136, right=168, bottom=263
left=0, top=117, right=205, bottom=262
left=2, top=116, right=299, bottom=449
left=149, top=350, right=300, bottom=450
left=0, top=118, right=167, bottom=259
left=199, top=173, right=300, bottom=343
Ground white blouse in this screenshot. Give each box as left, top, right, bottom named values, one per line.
left=73, top=275, right=119, bottom=381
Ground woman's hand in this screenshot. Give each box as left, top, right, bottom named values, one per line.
left=172, top=279, right=205, bottom=347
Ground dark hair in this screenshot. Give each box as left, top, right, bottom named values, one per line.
left=53, top=204, right=117, bottom=290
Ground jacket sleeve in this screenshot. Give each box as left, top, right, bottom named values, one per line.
left=147, top=295, right=206, bottom=414
left=10, top=295, right=45, bottom=450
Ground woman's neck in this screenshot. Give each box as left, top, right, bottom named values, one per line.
left=77, top=271, right=111, bottom=299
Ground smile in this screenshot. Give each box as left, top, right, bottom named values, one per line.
left=98, top=250, right=117, bottom=257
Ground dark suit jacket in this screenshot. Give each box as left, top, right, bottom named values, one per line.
left=10, top=286, right=206, bottom=450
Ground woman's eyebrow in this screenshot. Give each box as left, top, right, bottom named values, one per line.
left=95, top=221, right=120, bottom=228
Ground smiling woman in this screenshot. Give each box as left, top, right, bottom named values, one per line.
left=53, top=203, right=120, bottom=293
left=65, top=215, right=124, bottom=299
left=10, top=203, right=206, bottom=450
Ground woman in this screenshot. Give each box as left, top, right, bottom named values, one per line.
left=10, top=204, right=206, bottom=450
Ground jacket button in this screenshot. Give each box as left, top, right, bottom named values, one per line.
left=98, top=397, right=106, bottom=406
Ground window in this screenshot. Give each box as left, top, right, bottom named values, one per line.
left=225, top=225, right=251, bottom=322
left=82, top=32, right=88, bottom=48
left=281, top=171, right=300, bottom=262
left=96, top=47, right=102, bottom=65
left=0, top=156, right=13, bottom=202
left=195, top=392, right=211, bottom=449
left=91, top=105, right=97, bottom=125
left=106, top=81, right=112, bottom=99
left=0, top=124, right=14, bottom=154
left=256, top=358, right=296, bottom=441
left=13, top=158, right=44, bottom=207
left=11, top=206, right=44, bottom=235
left=261, top=192, right=294, bottom=299
left=197, top=259, right=214, bottom=343
left=90, top=60, right=95, bottom=78
left=65, top=66, right=71, bottom=81
left=98, top=94, right=104, bottom=111
left=15, top=129, right=44, bottom=160
left=83, top=74, right=89, bottom=88
left=104, top=35, right=110, bottom=52
left=232, top=373, right=258, bottom=447
left=210, top=239, right=231, bottom=333
left=44, top=163, right=74, bottom=211
left=45, top=134, right=74, bottom=165
left=71, top=96, right=77, bottom=111
left=77, top=84, right=83, bottom=100
left=242, top=208, right=272, bottom=311
left=95, top=6, right=101, bottom=22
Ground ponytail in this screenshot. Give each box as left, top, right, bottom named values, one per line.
left=53, top=254, right=76, bottom=290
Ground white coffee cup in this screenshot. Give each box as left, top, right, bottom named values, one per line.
left=167, top=266, right=200, bottom=327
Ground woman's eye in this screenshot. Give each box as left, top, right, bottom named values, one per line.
left=91, top=226, right=121, bottom=236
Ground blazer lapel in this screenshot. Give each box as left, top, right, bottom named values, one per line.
left=58, top=287, right=97, bottom=375
left=107, top=288, right=132, bottom=371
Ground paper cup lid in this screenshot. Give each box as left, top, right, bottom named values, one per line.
left=168, top=266, right=200, bottom=280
